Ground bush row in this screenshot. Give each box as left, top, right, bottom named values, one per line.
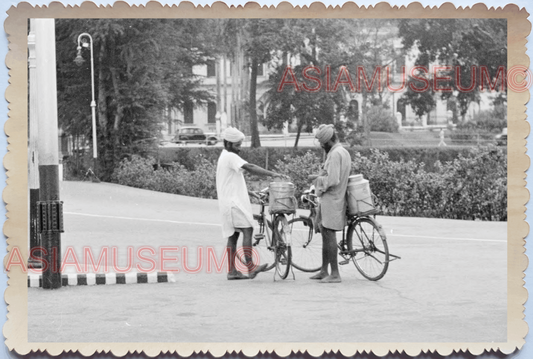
left=154, top=145, right=477, bottom=173
left=350, top=147, right=507, bottom=221
left=115, top=145, right=506, bottom=221
left=112, top=155, right=217, bottom=199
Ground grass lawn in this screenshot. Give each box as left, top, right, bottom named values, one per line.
left=368, top=130, right=445, bottom=147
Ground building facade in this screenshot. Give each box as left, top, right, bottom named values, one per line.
left=161, top=24, right=497, bottom=140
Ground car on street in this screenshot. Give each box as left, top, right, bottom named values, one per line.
left=171, top=126, right=218, bottom=145
left=495, top=128, right=507, bottom=146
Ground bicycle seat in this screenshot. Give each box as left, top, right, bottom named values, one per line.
left=348, top=208, right=379, bottom=217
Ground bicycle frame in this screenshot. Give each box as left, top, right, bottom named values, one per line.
left=340, top=216, right=380, bottom=257
left=252, top=191, right=272, bottom=246
left=250, top=189, right=294, bottom=279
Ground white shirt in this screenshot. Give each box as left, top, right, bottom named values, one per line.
left=216, top=149, right=254, bottom=238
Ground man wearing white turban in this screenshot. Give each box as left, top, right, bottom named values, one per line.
left=308, top=124, right=351, bottom=283
left=216, top=127, right=287, bottom=280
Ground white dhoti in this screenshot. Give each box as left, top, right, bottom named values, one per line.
left=216, top=149, right=254, bottom=238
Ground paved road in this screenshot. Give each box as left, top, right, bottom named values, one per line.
left=27, top=181, right=507, bottom=344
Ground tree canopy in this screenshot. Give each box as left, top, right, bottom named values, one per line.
left=56, top=18, right=214, bottom=179
left=54, top=18, right=508, bottom=175
left=398, top=18, right=507, bottom=121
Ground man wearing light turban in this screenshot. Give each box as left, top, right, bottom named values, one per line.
left=216, top=127, right=286, bottom=280
left=308, top=124, right=352, bottom=283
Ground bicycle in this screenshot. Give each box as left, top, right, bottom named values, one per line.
left=237, top=187, right=296, bottom=280
left=82, top=167, right=100, bottom=183
left=289, top=185, right=400, bottom=281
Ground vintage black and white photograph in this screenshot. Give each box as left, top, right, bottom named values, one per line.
left=3, top=2, right=529, bottom=356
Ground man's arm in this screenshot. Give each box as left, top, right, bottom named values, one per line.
left=314, top=153, right=341, bottom=196
left=242, top=163, right=286, bottom=179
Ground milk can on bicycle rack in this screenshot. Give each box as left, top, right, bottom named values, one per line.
left=347, top=174, right=374, bottom=215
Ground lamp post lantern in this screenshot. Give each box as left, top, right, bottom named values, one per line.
left=75, top=33, right=99, bottom=181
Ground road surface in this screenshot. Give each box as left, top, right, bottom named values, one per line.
left=27, top=181, right=507, bottom=344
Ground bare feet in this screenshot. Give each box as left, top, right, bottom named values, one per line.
left=319, top=275, right=342, bottom=283
left=227, top=271, right=249, bottom=280
left=248, top=263, right=268, bottom=279
left=310, top=272, right=328, bottom=280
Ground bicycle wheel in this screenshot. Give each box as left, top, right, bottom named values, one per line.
left=346, top=217, right=389, bottom=281
left=288, top=218, right=322, bottom=272
left=236, top=218, right=275, bottom=272
left=273, top=215, right=292, bottom=279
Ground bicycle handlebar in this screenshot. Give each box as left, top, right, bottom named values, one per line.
left=251, top=188, right=270, bottom=205
left=301, top=185, right=318, bottom=207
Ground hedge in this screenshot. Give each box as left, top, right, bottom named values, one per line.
left=116, top=145, right=507, bottom=221
left=153, top=145, right=478, bottom=173
left=112, top=155, right=217, bottom=199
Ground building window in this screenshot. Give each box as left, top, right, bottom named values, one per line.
left=257, top=63, right=264, bottom=76
left=184, top=101, right=194, bottom=124
left=207, top=60, right=216, bottom=77
left=208, top=102, right=217, bottom=124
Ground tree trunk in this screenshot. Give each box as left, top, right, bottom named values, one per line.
left=97, top=39, right=108, bottom=130
left=223, top=55, right=228, bottom=114
left=249, top=56, right=261, bottom=148
left=110, top=67, right=124, bottom=133
left=231, top=53, right=237, bottom=127
left=97, top=39, right=108, bottom=175
left=362, top=91, right=371, bottom=146
left=294, top=119, right=304, bottom=148
left=281, top=51, right=291, bottom=131
left=216, top=56, right=221, bottom=116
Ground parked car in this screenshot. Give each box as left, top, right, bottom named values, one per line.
left=495, top=128, right=507, bottom=146
left=171, top=126, right=218, bottom=145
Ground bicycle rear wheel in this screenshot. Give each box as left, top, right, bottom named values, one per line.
left=288, top=218, right=321, bottom=272
left=346, top=217, right=389, bottom=281
left=273, top=215, right=292, bottom=279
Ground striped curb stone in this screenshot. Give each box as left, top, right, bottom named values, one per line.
left=27, top=272, right=175, bottom=288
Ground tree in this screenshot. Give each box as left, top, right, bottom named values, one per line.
left=215, top=19, right=289, bottom=148
left=265, top=66, right=334, bottom=147
left=398, top=19, right=507, bottom=121
left=242, top=20, right=288, bottom=148
left=55, top=19, right=213, bottom=180
left=261, top=19, right=364, bottom=147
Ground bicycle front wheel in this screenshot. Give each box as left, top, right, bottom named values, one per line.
left=346, top=217, right=389, bottom=281
left=288, top=218, right=321, bottom=272
left=273, top=215, right=292, bottom=279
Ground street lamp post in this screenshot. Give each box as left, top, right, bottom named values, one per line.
left=74, top=33, right=99, bottom=181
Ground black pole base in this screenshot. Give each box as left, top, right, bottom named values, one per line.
left=39, top=165, right=62, bottom=289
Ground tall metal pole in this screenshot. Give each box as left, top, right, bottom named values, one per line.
left=35, top=19, right=63, bottom=289
left=75, top=33, right=98, bottom=180
left=28, top=19, right=41, bottom=268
